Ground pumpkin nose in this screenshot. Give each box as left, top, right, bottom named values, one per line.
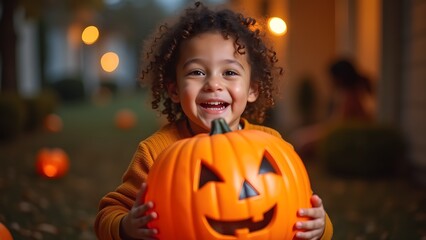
left=239, top=180, right=259, bottom=200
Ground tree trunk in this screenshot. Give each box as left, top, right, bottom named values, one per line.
left=0, top=0, right=18, bottom=93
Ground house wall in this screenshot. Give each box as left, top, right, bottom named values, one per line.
left=281, top=0, right=336, bottom=132
left=380, top=0, right=426, bottom=185
left=356, top=0, right=381, bottom=83
left=401, top=0, right=426, bottom=184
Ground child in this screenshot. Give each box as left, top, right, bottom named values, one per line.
left=95, top=2, right=333, bottom=239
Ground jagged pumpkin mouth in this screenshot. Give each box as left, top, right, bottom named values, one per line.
left=206, top=204, right=276, bottom=236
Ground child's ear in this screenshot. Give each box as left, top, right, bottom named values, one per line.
left=167, top=82, right=180, bottom=103
left=247, top=82, right=259, bottom=102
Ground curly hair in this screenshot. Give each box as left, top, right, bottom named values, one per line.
left=140, top=1, right=283, bottom=124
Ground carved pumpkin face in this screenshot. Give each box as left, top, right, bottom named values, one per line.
left=145, top=119, right=311, bottom=239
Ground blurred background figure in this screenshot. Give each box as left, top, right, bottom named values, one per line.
left=291, top=57, right=406, bottom=181
left=290, top=58, right=376, bottom=158
left=328, top=58, right=376, bottom=122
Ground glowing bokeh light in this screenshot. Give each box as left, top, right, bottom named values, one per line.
left=35, top=148, right=69, bottom=179
left=82, top=26, right=99, bottom=45
left=268, top=17, right=287, bottom=36
left=101, top=52, right=120, bottom=72
left=43, top=164, right=58, bottom=178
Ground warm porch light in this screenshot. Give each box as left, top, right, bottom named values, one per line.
left=101, top=52, right=119, bottom=72
left=82, top=25, right=99, bottom=45
left=268, top=17, right=287, bottom=36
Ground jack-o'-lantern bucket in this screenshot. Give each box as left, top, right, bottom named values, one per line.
left=144, top=118, right=311, bottom=239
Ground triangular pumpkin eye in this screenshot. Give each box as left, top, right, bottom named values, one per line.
left=239, top=180, right=259, bottom=200
left=258, top=152, right=278, bottom=175
left=199, top=163, right=223, bottom=189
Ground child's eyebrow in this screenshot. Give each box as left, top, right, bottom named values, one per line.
left=182, top=58, right=203, bottom=68
left=222, top=59, right=245, bottom=70
left=182, top=58, right=245, bottom=70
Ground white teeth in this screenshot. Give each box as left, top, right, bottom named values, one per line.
left=206, top=102, right=222, bottom=105
left=200, top=101, right=228, bottom=111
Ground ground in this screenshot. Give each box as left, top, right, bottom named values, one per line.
left=0, top=92, right=425, bottom=239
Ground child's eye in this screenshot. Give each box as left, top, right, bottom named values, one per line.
left=224, top=70, right=238, bottom=76
left=188, top=70, right=205, bottom=76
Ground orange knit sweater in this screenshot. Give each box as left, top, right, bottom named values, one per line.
left=94, top=118, right=333, bottom=239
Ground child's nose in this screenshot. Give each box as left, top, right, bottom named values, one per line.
left=203, top=75, right=223, bottom=91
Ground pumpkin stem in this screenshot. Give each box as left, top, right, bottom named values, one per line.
left=210, top=118, right=232, bottom=135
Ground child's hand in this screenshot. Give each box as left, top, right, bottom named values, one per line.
left=294, top=194, right=326, bottom=239
left=120, top=183, right=158, bottom=240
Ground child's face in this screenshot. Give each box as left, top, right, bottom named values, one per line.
left=169, top=32, right=258, bottom=133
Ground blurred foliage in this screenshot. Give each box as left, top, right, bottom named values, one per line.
left=319, top=122, right=407, bottom=177
left=19, top=0, right=104, bottom=19
left=23, top=89, right=59, bottom=131
left=100, top=80, right=119, bottom=95
left=99, top=1, right=167, bottom=46
left=0, top=90, right=59, bottom=141
left=0, top=93, right=26, bottom=141
left=50, top=78, right=86, bottom=103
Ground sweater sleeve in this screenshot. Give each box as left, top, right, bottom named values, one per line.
left=94, top=141, right=154, bottom=240
left=321, top=213, right=334, bottom=240
left=94, top=121, right=182, bottom=240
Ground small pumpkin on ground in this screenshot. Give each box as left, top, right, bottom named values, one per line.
left=0, top=223, right=13, bottom=240
left=35, top=148, right=70, bottom=179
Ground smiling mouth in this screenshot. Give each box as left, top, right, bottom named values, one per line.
left=200, top=101, right=229, bottom=111
left=206, top=204, right=276, bottom=236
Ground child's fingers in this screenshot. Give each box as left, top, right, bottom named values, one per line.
left=298, top=207, right=324, bottom=219
left=131, top=202, right=154, bottom=219
left=134, top=182, right=148, bottom=207
left=310, top=194, right=323, bottom=208
left=135, top=212, right=158, bottom=228
left=135, top=228, right=158, bottom=240
left=295, top=218, right=325, bottom=231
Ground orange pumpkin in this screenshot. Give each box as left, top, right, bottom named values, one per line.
left=114, top=109, right=136, bottom=130
left=144, top=118, right=312, bottom=239
left=0, top=222, right=13, bottom=240
left=35, top=148, right=70, bottom=178
left=43, top=113, right=63, bottom=133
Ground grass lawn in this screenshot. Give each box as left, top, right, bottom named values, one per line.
left=0, top=91, right=162, bottom=239
left=0, top=91, right=425, bottom=239
left=306, top=161, right=426, bottom=240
